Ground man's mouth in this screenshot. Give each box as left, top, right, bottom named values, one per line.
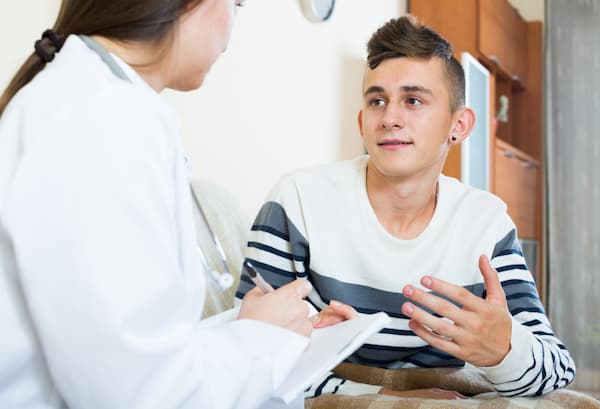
left=377, top=139, right=414, bottom=146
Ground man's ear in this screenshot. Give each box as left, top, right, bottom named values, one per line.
left=449, top=107, right=476, bottom=144
left=358, top=110, right=364, bottom=137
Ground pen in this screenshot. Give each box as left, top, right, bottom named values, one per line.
left=244, top=260, right=274, bottom=294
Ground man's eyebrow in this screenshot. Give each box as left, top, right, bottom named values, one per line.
left=363, top=86, right=385, bottom=97
left=400, top=85, right=433, bottom=96
left=363, top=85, right=433, bottom=97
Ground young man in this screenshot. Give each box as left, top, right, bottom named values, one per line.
left=236, top=16, right=576, bottom=398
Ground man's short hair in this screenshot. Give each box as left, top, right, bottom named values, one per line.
left=367, top=15, right=465, bottom=112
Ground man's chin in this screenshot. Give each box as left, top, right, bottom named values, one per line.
left=367, top=159, right=414, bottom=181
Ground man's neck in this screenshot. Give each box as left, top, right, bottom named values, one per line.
left=366, top=163, right=440, bottom=240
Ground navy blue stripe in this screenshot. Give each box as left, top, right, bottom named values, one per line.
left=380, top=328, right=414, bottom=336
left=499, top=369, right=542, bottom=395
left=500, top=338, right=545, bottom=395
left=309, top=268, right=475, bottom=319
left=312, top=297, right=410, bottom=319
left=350, top=352, right=407, bottom=366
left=332, top=379, right=346, bottom=394
left=239, top=274, right=253, bottom=286
left=535, top=373, right=550, bottom=396
left=361, top=343, right=418, bottom=352
left=557, top=355, right=566, bottom=374
left=251, top=224, right=289, bottom=241
left=501, top=279, right=536, bottom=288
left=491, top=339, right=539, bottom=387
left=549, top=349, right=566, bottom=391
left=494, top=248, right=524, bottom=257
left=245, top=258, right=294, bottom=280
left=305, top=297, right=320, bottom=312
left=248, top=241, right=306, bottom=262
left=506, top=292, right=540, bottom=301
left=541, top=348, right=559, bottom=394
left=492, top=228, right=522, bottom=259
left=510, top=306, right=545, bottom=315
left=523, top=319, right=544, bottom=327
left=497, top=264, right=529, bottom=272
left=415, top=348, right=459, bottom=361
left=313, top=373, right=340, bottom=398
left=358, top=308, right=408, bottom=319
left=404, top=356, right=464, bottom=368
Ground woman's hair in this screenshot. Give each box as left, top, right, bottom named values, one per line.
left=0, top=0, right=203, bottom=117
left=367, top=15, right=465, bottom=112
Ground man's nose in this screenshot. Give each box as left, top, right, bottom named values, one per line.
left=381, top=104, right=405, bottom=129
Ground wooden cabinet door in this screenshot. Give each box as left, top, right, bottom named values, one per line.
left=494, top=143, right=538, bottom=239
left=478, top=0, right=528, bottom=85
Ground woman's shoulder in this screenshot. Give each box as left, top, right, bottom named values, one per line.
left=6, top=36, right=178, bottom=147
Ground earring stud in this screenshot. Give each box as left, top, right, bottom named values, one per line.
left=451, top=136, right=457, bottom=141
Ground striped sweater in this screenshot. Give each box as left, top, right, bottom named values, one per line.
left=236, top=156, right=575, bottom=397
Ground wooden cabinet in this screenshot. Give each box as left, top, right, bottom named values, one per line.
left=479, top=0, right=528, bottom=85
left=495, top=140, right=538, bottom=239
left=410, top=0, right=542, bottom=159
left=409, top=0, right=545, bottom=298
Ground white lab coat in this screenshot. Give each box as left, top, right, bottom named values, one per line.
left=0, top=36, right=308, bottom=409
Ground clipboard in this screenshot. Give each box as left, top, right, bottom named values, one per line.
left=202, top=307, right=390, bottom=404
left=273, top=310, right=390, bottom=403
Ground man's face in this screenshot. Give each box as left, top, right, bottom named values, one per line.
left=359, top=57, right=458, bottom=180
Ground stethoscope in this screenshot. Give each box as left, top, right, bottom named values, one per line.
left=79, top=35, right=234, bottom=292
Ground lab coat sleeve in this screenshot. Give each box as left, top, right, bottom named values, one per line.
left=3, top=93, right=308, bottom=409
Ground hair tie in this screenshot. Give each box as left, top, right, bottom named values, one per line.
left=34, top=29, right=65, bottom=63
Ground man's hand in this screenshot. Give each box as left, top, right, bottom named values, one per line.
left=312, top=300, right=358, bottom=328
left=401, top=255, right=512, bottom=367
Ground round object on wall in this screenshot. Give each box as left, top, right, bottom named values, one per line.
left=300, top=0, right=335, bottom=23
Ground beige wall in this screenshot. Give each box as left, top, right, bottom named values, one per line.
left=508, top=0, right=545, bottom=22
left=0, top=1, right=404, bottom=217
left=166, top=1, right=404, bottom=216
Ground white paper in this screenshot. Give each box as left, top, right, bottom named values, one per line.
left=201, top=307, right=390, bottom=404
left=272, top=311, right=390, bottom=403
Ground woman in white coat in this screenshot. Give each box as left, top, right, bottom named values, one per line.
left=0, top=1, right=328, bottom=408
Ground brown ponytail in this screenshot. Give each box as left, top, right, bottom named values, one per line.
left=0, top=0, right=204, bottom=117
left=0, top=54, right=47, bottom=117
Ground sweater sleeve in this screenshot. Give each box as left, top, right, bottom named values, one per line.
left=235, top=176, right=385, bottom=398
left=478, top=212, right=576, bottom=396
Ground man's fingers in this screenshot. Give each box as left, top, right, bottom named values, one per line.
left=407, top=318, right=461, bottom=357
left=328, top=300, right=358, bottom=320
left=312, top=300, right=357, bottom=328
left=479, top=255, right=507, bottom=306
left=403, top=283, right=466, bottom=321
left=312, top=312, right=343, bottom=328
left=401, top=301, right=461, bottom=341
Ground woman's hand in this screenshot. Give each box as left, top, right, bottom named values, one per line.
left=380, top=388, right=467, bottom=400
left=238, top=280, right=314, bottom=337
left=312, top=300, right=358, bottom=328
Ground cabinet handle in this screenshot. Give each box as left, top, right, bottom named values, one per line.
left=489, top=55, right=502, bottom=66
left=502, top=149, right=515, bottom=158
left=512, top=75, right=524, bottom=87
left=522, top=160, right=536, bottom=169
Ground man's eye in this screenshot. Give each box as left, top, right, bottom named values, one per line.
left=369, top=98, right=386, bottom=107
left=407, top=97, right=422, bottom=106
left=236, top=0, right=246, bottom=7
